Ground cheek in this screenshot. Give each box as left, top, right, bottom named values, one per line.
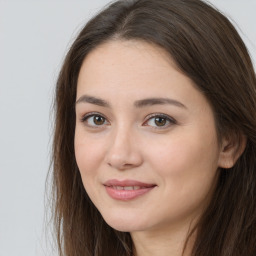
left=142, top=136, right=219, bottom=224
left=147, top=127, right=220, bottom=201
left=74, top=130, right=107, bottom=208
left=148, top=128, right=219, bottom=174
left=74, top=129, right=105, bottom=180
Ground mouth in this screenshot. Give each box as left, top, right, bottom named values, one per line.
left=109, top=185, right=150, bottom=190
left=103, top=179, right=156, bottom=201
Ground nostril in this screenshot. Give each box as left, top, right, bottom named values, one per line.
left=107, top=161, right=133, bottom=170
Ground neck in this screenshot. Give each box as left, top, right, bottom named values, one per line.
left=131, top=221, right=196, bottom=256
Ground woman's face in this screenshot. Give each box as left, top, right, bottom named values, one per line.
left=75, top=40, right=222, bottom=233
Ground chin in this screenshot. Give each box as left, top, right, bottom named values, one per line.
left=101, top=212, right=147, bottom=232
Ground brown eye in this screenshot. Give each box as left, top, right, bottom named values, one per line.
left=93, top=115, right=105, bottom=125
left=81, top=113, right=108, bottom=127
left=154, top=117, right=167, bottom=126
left=144, top=114, right=176, bottom=129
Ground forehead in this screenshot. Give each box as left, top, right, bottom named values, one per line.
left=77, top=39, right=193, bottom=96
left=83, top=39, right=177, bottom=69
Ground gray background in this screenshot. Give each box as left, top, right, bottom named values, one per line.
left=0, top=1, right=255, bottom=255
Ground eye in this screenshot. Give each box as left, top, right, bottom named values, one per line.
left=143, top=114, right=176, bottom=129
left=81, top=113, right=109, bottom=127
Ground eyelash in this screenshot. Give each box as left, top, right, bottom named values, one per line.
left=80, top=112, right=109, bottom=128
left=80, top=112, right=176, bottom=129
left=143, top=113, right=176, bottom=129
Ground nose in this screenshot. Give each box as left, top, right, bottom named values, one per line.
left=105, top=126, right=143, bottom=170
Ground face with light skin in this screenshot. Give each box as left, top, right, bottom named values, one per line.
left=74, top=39, right=243, bottom=254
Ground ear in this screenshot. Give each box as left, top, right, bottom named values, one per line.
left=218, top=132, right=247, bottom=169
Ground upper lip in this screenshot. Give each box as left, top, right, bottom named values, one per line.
left=104, top=179, right=156, bottom=188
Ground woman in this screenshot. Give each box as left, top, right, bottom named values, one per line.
left=51, top=0, right=256, bottom=255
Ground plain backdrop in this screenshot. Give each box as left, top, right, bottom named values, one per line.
left=0, top=1, right=255, bottom=256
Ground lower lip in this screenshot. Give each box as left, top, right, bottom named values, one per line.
left=105, top=186, right=155, bottom=201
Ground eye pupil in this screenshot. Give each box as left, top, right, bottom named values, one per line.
left=94, top=115, right=105, bottom=125
left=155, top=117, right=166, bottom=126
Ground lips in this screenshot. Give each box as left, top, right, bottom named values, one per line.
left=104, top=179, right=155, bottom=188
left=104, top=179, right=156, bottom=200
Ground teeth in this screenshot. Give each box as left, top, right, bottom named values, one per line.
left=123, top=186, right=134, bottom=190
left=112, top=186, right=143, bottom=190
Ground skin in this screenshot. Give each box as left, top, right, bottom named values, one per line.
left=74, top=40, right=240, bottom=256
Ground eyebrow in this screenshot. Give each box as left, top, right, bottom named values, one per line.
left=76, top=95, right=110, bottom=107
left=134, top=97, right=186, bottom=108
left=76, top=95, right=187, bottom=109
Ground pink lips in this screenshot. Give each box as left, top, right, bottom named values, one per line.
left=104, top=179, right=156, bottom=201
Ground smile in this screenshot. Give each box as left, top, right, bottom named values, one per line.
left=111, top=186, right=146, bottom=190
left=104, top=179, right=156, bottom=201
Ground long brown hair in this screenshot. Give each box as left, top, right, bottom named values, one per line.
left=50, top=0, right=256, bottom=255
